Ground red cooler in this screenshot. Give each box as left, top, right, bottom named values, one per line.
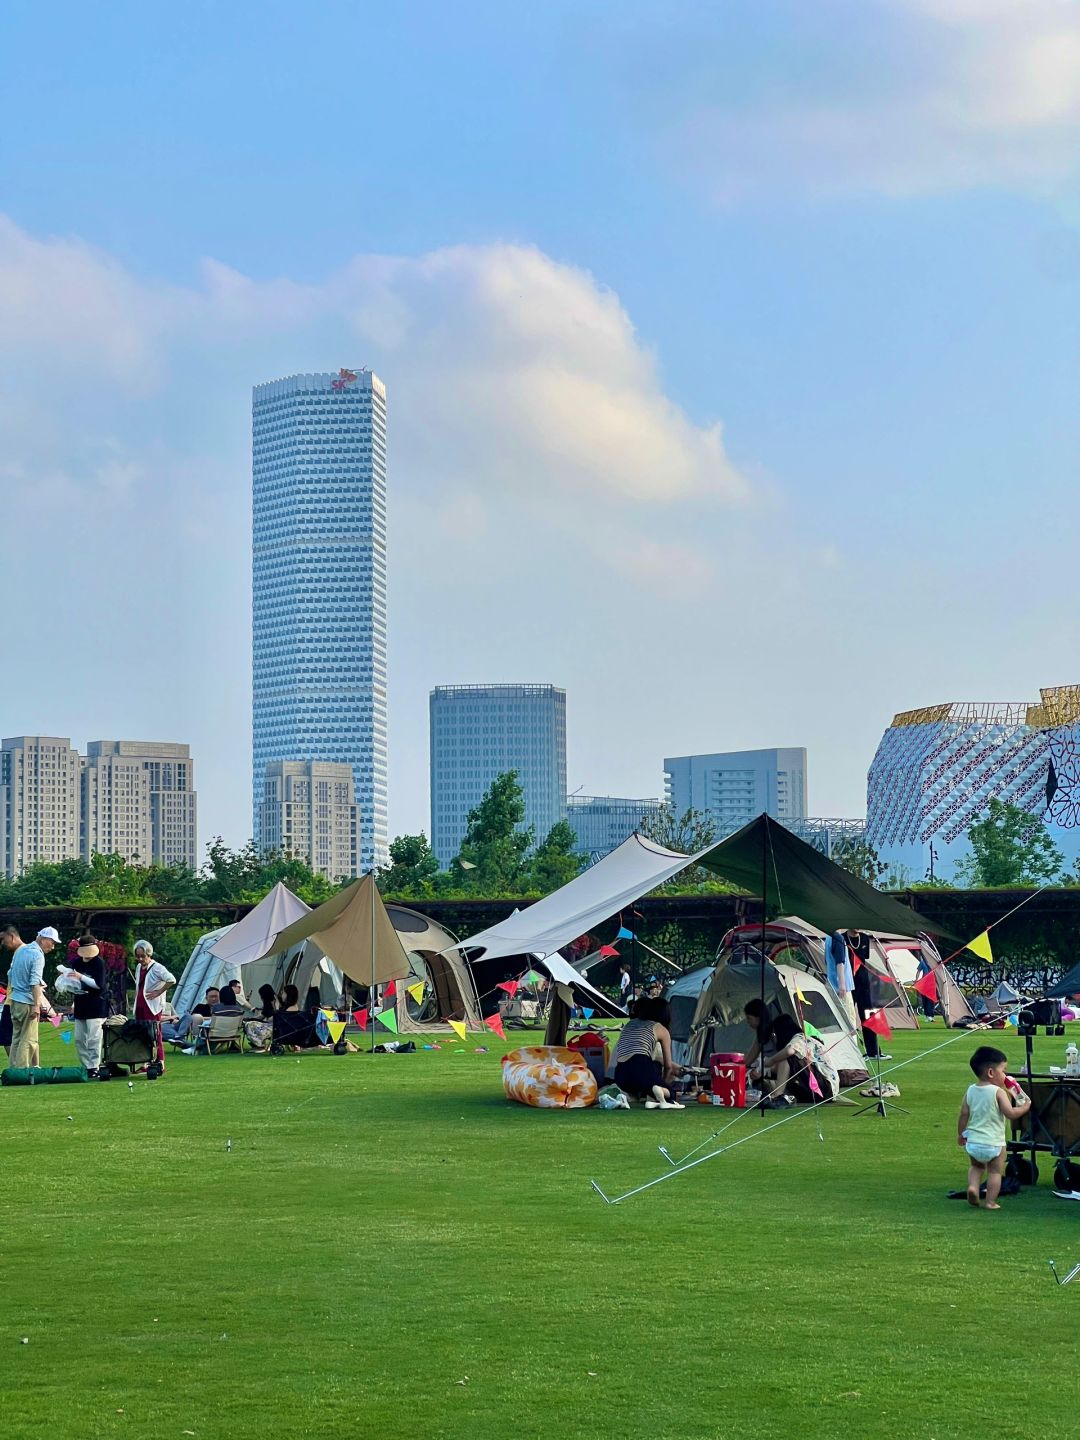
left=710, top=1052, right=747, bottom=1108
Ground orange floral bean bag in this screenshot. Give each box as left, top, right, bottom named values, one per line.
left=501, top=1046, right=599, bottom=1109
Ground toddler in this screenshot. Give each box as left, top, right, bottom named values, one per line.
left=957, top=1045, right=1031, bottom=1209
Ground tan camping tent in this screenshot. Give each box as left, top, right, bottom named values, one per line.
left=385, top=903, right=484, bottom=1032
left=261, top=874, right=411, bottom=988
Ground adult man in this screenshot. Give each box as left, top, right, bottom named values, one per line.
left=1, top=923, right=60, bottom=1068
left=176, top=987, right=219, bottom=1054
left=67, top=935, right=108, bottom=1076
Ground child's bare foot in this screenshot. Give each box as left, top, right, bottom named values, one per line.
left=966, top=1188, right=980, bottom=1207
left=983, top=1201, right=1001, bottom=1210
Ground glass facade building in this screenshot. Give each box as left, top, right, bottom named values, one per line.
left=664, top=748, right=808, bottom=839
left=429, top=684, right=567, bottom=866
left=566, top=795, right=662, bottom=861
left=867, top=687, right=1080, bottom=882
left=252, top=369, right=388, bottom=872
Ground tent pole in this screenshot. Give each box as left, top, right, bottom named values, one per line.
left=758, top=817, right=768, bottom=1116
left=370, top=872, right=377, bottom=1055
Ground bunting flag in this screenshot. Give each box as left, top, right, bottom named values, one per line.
left=804, top=1022, right=822, bottom=1039
left=352, top=1008, right=369, bottom=1030
left=407, top=982, right=425, bottom=1005
left=383, top=980, right=397, bottom=1000
left=807, top=1068, right=823, bottom=1098
left=327, top=1020, right=347, bottom=1044
left=485, top=1013, right=506, bottom=1041
left=616, top=926, right=635, bottom=941
left=913, top=970, right=938, bottom=1003
left=524, top=969, right=543, bottom=986
left=375, top=1006, right=399, bottom=1034
left=496, top=980, right=519, bottom=997
left=599, top=945, right=620, bottom=959
left=447, top=1019, right=467, bottom=1042
left=862, top=1008, right=892, bottom=1039
left=795, top=987, right=809, bottom=1003
left=966, top=930, right=994, bottom=965
left=60, top=1031, right=73, bottom=1045
left=582, top=1007, right=594, bottom=1020
left=47, top=1013, right=62, bottom=1028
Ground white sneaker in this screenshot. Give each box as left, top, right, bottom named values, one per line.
left=645, top=1099, right=660, bottom=1109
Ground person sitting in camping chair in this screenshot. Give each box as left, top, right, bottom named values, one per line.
left=744, top=999, right=806, bottom=1108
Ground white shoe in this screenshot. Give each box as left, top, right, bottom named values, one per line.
left=645, top=1099, right=660, bottom=1109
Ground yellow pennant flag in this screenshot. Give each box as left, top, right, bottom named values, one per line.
left=966, top=930, right=994, bottom=964
left=447, top=1019, right=467, bottom=1042
left=795, top=987, right=809, bottom=1003
left=327, top=1020, right=346, bottom=1044
left=407, top=982, right=425, bottom=1004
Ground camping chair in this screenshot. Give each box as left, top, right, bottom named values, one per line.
left=204, top=1015, right=245, bottom=1056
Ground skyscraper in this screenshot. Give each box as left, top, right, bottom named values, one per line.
left=0, top=737, right=81, bottom=876
left=565, top=795, right=662, bottom=860
left=83, top=741, right=198, bottom=870
left=430, top=684, right=567, bottom=865
left=663, top=748, right=808, bottom=838
left=252, top=369, right=388, bottom=871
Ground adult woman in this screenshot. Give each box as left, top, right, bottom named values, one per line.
left=243, top=983, right=278, bottom=1052
left=68, top=935, right=108, bottom=1076
left=255, top=984, right=278, bottom=1019
left=610, top=997, right=684, bottom=1108
left=132, top=940, right=176, bottom=1077
left=743, top=999, right=830, bottom=1106
left=280, top=985, right=300, bottom=1011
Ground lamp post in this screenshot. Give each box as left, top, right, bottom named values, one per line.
left=928, top=842, right=938, bottom=883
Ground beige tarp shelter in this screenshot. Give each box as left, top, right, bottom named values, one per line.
left=261, top=874, right=410, bottom=988
left=385, top=903, right=484, bottom=1032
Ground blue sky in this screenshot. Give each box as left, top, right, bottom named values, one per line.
left=2, top=0, right=1079, bottom=853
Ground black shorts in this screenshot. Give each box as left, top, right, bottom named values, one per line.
left=614, top=1055, right=664, bottom=1097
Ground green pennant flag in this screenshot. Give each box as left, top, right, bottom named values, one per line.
left=804, top=1022, right=821, bottom=1039
left=525, top=969, right=543, bottom=985
left=375, top=1006, right=399, bottom=1034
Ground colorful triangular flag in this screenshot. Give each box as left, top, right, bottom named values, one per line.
left=327, top=1020, right=346, bottom=1044
left=804, top=1022, right=822, bottom=1039
left=447, top=1018, right=467, bottom=1042
left=807, top=1068, right=823, bottom=1098
left=407, top=982, right=425, bottom=1004
left=966, top=930, right=994, bottom=964
left=862, top=1008, right=892, bottom=1039
left=484, top=1013, right=506, bottom=1041
left=913, top=970, right=938, bottom=1003
left=383, top=980, right=397, bottom=1000
left=352, top=1008, right=369, bottom=1030
left=375, top=1006, right=398, bottom=1034
left=616, top=926, right=634, bottom=941
left=599, top=945, right=620, bottom=959
left=60, top=1031, right=73, bottom=1045
left=582, top=1007, right=594, bottom=1019
left=795, top=987, right=809, bottom=1003
left=524, top=969, right=543, bottom=985
left=496, top=980, right=519, bottom=997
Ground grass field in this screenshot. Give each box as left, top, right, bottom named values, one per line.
left=5, top=1024, right=1079, bottom=1440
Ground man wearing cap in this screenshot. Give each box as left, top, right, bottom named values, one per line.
left=67, top=934, right=108, bottom=1076
left=0, top=923, right=60, bottom=1068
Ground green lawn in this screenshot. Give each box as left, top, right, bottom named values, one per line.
left=5, top=1024, right=1079, bottom=1440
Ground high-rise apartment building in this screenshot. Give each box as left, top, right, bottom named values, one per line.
left=83, top=741, right=198, bottom=870
left=566, top=794, right=662, bottom=860
left=664, top=748, right=808, bottom=839
left=260, top=760, right=359, bottom=881
left=252, top=368, right=388, bottom=871
left=430, top=684, right=567, bottom=865
left=0, top=737, right=81, bottom=876
left=867, top=685, right=1080, bottom=881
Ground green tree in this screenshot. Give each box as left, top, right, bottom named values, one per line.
left=377, top=833, right=440, bottom=897
left=638, top=804, right=722, bottom=890
left=527, top=819, right=584, bottom=893
left=833, top=838, right=887, bottom=887
left=200, top=838, right=337, bottom=905
left=956, top=798, right=1065, bottom=887
left=454, top=772, right=533, bottom=893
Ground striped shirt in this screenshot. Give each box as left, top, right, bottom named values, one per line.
left=612, top=1019, right=661, bottom=1066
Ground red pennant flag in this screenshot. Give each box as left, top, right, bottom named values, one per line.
left=847, top=946, right=862, bottom=974
left=807, top=1069, right=823, bottom=1099
left=484, top=1013, right=506, bottom=1041
left=862, top=1008, right=892, bottom=1039
left=496, top=980, right=519, bottom=997
left=599, top=945, right=619, bottom=958
left=353, top=1008, right=369, bottom=1030
left=913, top=970, right=938, bottom=1003
left=383, top=981, right=396, bottom=1000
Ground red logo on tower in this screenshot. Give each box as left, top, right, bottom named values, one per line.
left=331, top=367, right=358, bottom=392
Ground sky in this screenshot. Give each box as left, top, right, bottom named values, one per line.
left=2, top=0, right=1079, bottom=855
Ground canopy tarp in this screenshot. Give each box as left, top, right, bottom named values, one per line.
left=695, top=816, right=954, bottom=939
left=1047, top=964, right=1080, bottom=1001
left=260, top=873, right=410, bottom=986
left=452, top=816, right=951, bottom=962
left=210, top=881, right=310, bottom=969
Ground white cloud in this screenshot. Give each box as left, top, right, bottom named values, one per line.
left=660, top=0, right=1080, bottom=199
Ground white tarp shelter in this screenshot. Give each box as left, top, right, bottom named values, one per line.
left=210, top=881, right=311, bottom=969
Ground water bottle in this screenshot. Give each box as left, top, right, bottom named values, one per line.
left=1066, top=1043, right=1079, bottom=1077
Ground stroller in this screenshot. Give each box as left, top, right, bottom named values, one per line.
left=102, top=1018, right=163, bottom=1079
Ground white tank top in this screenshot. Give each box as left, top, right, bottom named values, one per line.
left=965, top=1082, right=1005, bottom=1149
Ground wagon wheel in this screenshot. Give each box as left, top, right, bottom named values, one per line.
left=1010, top=1154, right=1039, bottom=1186
left=1054, top=1159, right=1078, bottom=1192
